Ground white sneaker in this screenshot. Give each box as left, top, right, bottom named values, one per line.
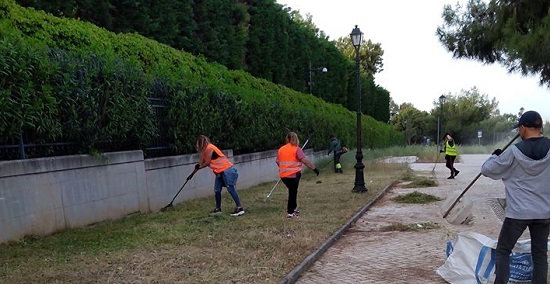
left=286, top=212, right=299, bottom=218
left=230, top=207, right=245, bottom=216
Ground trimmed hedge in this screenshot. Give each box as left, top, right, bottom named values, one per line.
left=0, top=0, right=403, bottom=157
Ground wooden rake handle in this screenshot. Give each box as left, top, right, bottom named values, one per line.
left=442, top=133, right=520, bottom=218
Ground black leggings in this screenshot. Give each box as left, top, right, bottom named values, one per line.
left=445, top=155, right=457, bottom=174
left=281, top=173, right=301, bottom=214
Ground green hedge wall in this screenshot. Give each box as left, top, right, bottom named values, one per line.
left=0, top=0, right=403, bottom=157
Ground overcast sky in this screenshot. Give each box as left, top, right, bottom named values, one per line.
left=275, top=0, right=550, bottom=120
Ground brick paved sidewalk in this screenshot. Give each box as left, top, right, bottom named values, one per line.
left=295, top=154, right=509, bottom=284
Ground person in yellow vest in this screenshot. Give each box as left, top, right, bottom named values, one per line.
left=440, top=133, right=460, bottom=179
left=195, top=135, right=244, bottom=216
left=277, top=132, right=319, bottom=218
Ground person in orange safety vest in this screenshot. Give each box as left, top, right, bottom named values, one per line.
left=195, top=135, right=244, bottom=216
left=277, top=132, right=319, bottom=218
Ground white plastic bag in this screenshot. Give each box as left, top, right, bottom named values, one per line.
left=436, top=231, right=533, bottom=284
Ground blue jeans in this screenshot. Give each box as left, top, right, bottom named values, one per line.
left=495, top=218, right=550, bottom=284
left=214, top=166, right=242, bottom=209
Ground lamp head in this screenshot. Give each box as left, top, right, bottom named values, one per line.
left=350, top=25, right=363, bottom=47
left=439, top=95, right=446, bottom=104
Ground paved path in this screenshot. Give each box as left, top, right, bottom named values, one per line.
left=296, top=154, right=512, bottom=284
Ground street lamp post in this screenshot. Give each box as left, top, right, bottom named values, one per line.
left=350, top=25, right=367, bottom=193
left=437, top=95, right=446, bottom=147
left=308, top=61, right=328, bottom=94
left=403, top=119, right=407, bottom=147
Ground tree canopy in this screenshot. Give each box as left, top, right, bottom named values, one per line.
left=437, top=0, right=550, bottom=86
left=334, top=36, right=384, bottom=78
left=390, top=87, right=516, bottom=145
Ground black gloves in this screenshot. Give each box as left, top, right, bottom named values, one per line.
left=313, top=168, right=320, bottom=176
left=188, top=164, right=201, bottom=180
left=492, top=149, right=503, bottom=156
left=439, top=150, right=444, bottom=153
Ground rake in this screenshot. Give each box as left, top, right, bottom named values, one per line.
left=161, top=168, right=198, bottom=212
left=442, top=133, right=519, bottom=221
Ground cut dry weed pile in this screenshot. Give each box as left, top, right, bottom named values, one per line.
left=393, top=191, right=442, bottom=204
left=0, top=160, right=408, bottom=284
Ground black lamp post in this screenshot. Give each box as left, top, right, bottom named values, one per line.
left=437, top=95, right=446, bottom=147
left=350, top=25, right=367, bottom=193
left=308, top=61, right=328, bottom=94
left=403, top=119, right=408, bottom=147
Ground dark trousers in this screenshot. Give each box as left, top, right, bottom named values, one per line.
left=333, top=152, right=342, bottom=172
left=494, top=218, right=550, bottom=284
left=445, top=155, right=457, bottom=175
left=281, top=173, right=301, bottom=214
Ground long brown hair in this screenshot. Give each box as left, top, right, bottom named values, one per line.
left=285, top=132, right=299, bottom=146
left=196, top=135, right=211, bottom=152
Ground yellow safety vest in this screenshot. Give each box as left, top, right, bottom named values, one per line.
left=445, top=141, right=457, bottom=156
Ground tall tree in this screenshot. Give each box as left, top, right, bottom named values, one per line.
left=391, top=103, right=432, bottom=145
left=433, top=87, right=499, bottom=143
left=334, top=36, right=384, bottom=78
left=437, top=0, right=550, bottom=86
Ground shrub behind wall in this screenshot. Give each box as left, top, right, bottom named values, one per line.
left=0, top=0, right=404, bottom=159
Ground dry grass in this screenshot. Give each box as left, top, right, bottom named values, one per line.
left=401, top=170, right=438, bottom=188
left=380, top=222, right=441, bottom=232
left=0, top=160, right=408, bottom=284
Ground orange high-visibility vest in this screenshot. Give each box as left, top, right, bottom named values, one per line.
left=204, top=144, right=232, bottom=174
left=277, top=143, right=302, bottom=178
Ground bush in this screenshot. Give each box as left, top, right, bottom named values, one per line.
left=0, top=0, right=404, bottom=158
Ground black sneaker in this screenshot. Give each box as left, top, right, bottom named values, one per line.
left=210, top=208, right=222, bottom=214
left=230, top=207, right=245, bottom=216
left=447, top=176, right=454, bottom=179
left=454, top=170, right=460, bottom=177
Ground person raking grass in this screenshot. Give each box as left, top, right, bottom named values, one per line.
left=277, top=132, right=319, bottom=218
left=481, top=110, right=550, bottom=284
left=194, top=135, right=245, bottom=216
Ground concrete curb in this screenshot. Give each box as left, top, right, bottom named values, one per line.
left=278, top=180, right=399, bottom=284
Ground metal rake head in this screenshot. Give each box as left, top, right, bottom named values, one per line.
left=486, top=198, right=506, bottom=222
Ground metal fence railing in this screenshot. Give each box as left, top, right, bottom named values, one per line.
left=0, top=97, right=176, bottom=161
